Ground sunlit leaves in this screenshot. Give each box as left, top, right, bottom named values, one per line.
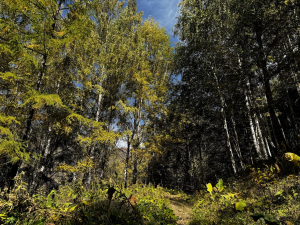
left=57, top=157, right=95, bottom=174
left=216, top=179, right=224, bottom=192
left=206, top=183, right=213, bottom=195
left=275, top=190, right=284, bottom=196
left=284, top=153, right=300, bottom=166
left=235, top=200, right=246, bottom=211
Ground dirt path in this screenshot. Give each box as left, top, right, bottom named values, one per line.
left=167, top=195, right=193, bottom=225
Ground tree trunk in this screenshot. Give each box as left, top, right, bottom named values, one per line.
left=214, top=73, right=237, bottom=174
left=30, top=126, right=52, bottom=194
left=286, top=88, right=298, bottom=131
left=253, top=113, right=268, bottom=159
left=245, top=92, right=262, bottom=159
left=230, top=110, right=245, bottom=170
left=238, top=56, right=263, bottom=160
left=264, top=136, right=272, bottom=158
left=255, top=27, right=287, bottom=153
left=124, top=137, right=130, bottom=188
left=86, top=93, right=103, bottom=188
left=132, top=149, right=138, bottom=185
left=286, top=35, right=300, bottom=96
left=9, top=53, right=48, bottom=191
left=245, top=76, right=269, bottom=159
left=132, top=99, right=142, bottom=184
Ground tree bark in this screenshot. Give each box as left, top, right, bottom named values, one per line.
left=124, top=137, right=130, bottom=188
left=255, top=27, right=287, bottom=153
left=30, top=126, right=52, bottom=194
left=230, top=110, right=245, bottom=170
left=245, top=92, right=262, bottom=159
left=86, top=93, right=103, bottom=187
left=9, top=52, right=48, bottom=191
left=238, top=56, right=263, bottom=160
left=214, top=73, right=237, bottom=174
left=132, top=99, right=142, bottom=184
left=253, top=113, right=268, bottom=159
left=286, top=88, right=298, bottom=131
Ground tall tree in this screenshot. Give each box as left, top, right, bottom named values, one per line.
left=150, top=0, right=300, bottom=191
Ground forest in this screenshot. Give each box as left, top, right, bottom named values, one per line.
left=1, top=0, right=300, bottom=224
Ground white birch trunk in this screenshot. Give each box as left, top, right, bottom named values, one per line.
left=259, top=113, right=274, bottom=154
left=245, top=77, right=269, bottom=159
left=245, top=93, right=263, bottom=159
left=214, top=73, right=237, bottom=173
left=262, top=93, right=287, bottom=151
left=30, top=126, right=52, bottom=191
left=40, top=128, right=52, bottom=173
left=238, top=56, right=263, bottom=159
left=276, top=115, right=288, bottom=150
left=253, top=113, right=268, bottom=159
left=221, top=105, right=237, bottom=174
left=264, top=137, right=272, bottom=157
left=264, top=112, right=279, bottom=151
left=230, top=110, right=245, bottom=169
left=87, top=93, right=103, bottom=187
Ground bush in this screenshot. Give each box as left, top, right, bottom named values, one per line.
left=0, top=178, right=177, bottom=225
left=190, top=167, right=300, bottom=225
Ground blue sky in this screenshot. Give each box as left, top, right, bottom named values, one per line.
left=137, top=0, right=181, bottom=46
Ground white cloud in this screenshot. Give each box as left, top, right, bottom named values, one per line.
left=137, top=0, right=181, bottom=35
left=116, top=139, right=127, bottom=148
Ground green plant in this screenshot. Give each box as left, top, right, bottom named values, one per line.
left=206, top=183, right=213, bottom=195
left=216, top=179, right=224, bottom=192
left=251, top=213, right=279, bottom=225
left=206, top=179, right=224, bottom=195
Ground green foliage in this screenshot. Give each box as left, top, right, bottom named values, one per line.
left=216, top=179, right=224, bottom=192
left=206, top=179, right=224, bottom=195
left=235, top=200, right=246, bottom=211
left=0, top=179, right=177, bottom=225
left=0, top=0, right=172, bottom=194
left=125, top=185, right=177, bottom=224
left=0, top=172, right=36, bottom=225
left=190, top=168, right=300, bottom=225
left=169, top=0, right=300, bottom=195
left=206, top=183, right=213, bottom=195
left=251, top=213, right=279, bottom=225
left=275, top=190, right=284, bottom=196
left=0, top=113, right=29, bottom=163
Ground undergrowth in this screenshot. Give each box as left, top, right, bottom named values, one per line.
left=0, top=174, right=177, bottom=225
left=190, top=163, right=300, bottom=225
left=1, top=157, right=300, bottom=225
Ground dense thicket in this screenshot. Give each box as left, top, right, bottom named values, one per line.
left=148, top=0, right=300, bottom=191
left=0, top=0, right=172, bottom=193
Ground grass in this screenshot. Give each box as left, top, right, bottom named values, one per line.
left=1, top=160, right=300, bottom=224
left=189, top=164, right=300, bottom=225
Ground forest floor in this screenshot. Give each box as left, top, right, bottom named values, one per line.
left=167, top=194, right=193, bottom=225
left=2, top=162, right=300, bottom=224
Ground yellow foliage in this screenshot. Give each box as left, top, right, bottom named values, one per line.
left=57, top=157, right=94, bottom=174
left=284, top=152, right=300, bottom=167
left=54, top=31, right=66, bottom=36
